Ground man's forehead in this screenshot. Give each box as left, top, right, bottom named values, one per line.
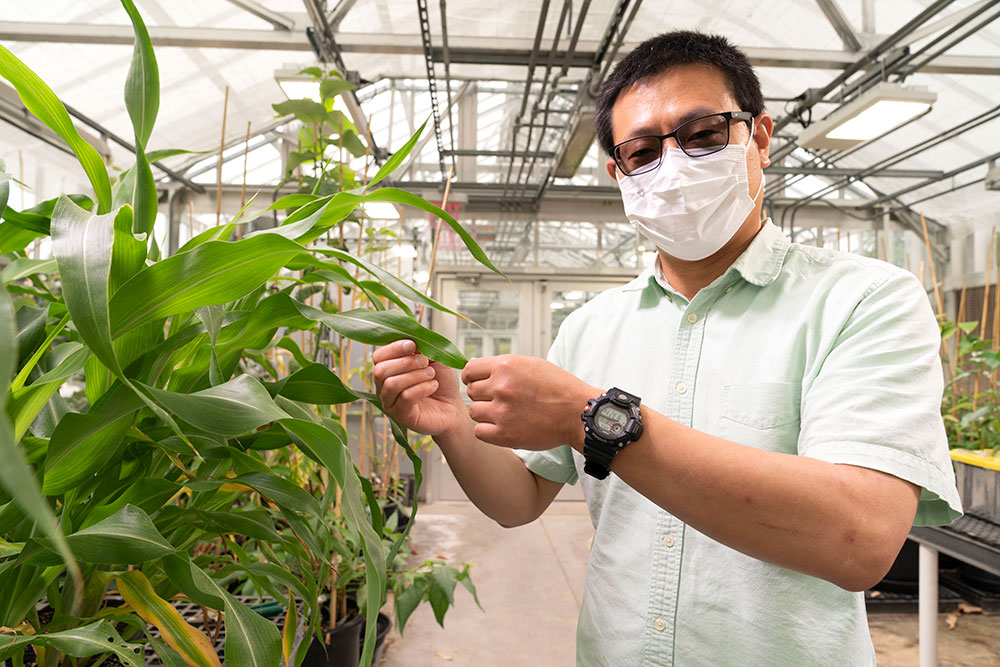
left=610, top=64, right=738, bottom=139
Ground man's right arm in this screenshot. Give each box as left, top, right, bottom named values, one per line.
left=372, top=340, right=563, bottom=527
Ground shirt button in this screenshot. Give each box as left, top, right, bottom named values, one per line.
left=637, top=189, right=645, bottom=197
left=662, top=534, right=676, bottom=548
left=653, top=618, right=667, bottom=632
left=676, top=382, right=687, bottom=395
left=686, top=313, right=698, bottom=324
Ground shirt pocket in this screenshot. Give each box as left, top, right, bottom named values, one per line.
left=719, top=382, right=802, bottom=453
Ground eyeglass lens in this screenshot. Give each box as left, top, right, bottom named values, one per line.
left=616, top=113, right=732, bottom=175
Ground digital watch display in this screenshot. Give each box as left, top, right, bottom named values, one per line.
left=581, top=387, right=643, bottom=480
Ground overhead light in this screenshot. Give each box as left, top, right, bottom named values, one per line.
left=563, top=290, right=585, bottom=301
left=553, top=107, right=596, bottom=178
left=797, top=83, right=936, bottom=150
left=550, top=302, right=566, bottom=310
left=275, top=68, right=321, bottom=102
left=390, top=244, right=418, bottom=258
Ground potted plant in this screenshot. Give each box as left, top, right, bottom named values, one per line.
left=0, top=2, right=496, bottom=665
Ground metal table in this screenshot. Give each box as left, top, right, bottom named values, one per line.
left=909, top=515, right=1000, bottom=667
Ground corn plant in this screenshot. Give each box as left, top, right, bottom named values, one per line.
left=0, top=1, right=497, bottom=665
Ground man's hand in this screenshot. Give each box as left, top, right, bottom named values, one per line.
left=372, top=340, right=467, bottom=437
left=461, top=355, right=598, bottom=450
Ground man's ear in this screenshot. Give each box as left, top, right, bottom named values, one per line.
left=755, top=114, right=774, bottom=168
left=606, top=158, right=619, bottom=181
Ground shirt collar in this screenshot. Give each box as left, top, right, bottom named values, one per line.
left=727, top=219, right=791, bottom=287
left=626, top=219, right=790, bottom=308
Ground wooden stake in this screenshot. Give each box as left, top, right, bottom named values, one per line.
left=189, top=199, right=195, bottom=242
left=920, top=214, right=944, bottom=317
left=836, top=228, right=841, bottom=251
left=992, top=236, right=1000, bottom=350
left=216, top=86, right=230, bottom=226
left=955, top=280, right=967, bottom=378
left=982, top=230, right=995, bottom=337
left=240, top=121, right=251, bottom=209
left=880, top=237, right=889, bottom=263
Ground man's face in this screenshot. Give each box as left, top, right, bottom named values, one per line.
left=604, top=63, right=772, bottom=230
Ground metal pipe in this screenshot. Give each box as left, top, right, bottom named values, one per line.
left=775, top=0, right=960, bottom=134
left=863, top=149, right=1000, bottom=207
left=918, top=545, right=939, bottom=667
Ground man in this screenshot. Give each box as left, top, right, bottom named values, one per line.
left=373, top=31, right=961, bottom=666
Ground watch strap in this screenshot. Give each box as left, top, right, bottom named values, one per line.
left=583, top=439, right=618, bottom=480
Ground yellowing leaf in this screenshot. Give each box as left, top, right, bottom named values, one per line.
left=116, top=571, right=221, bottom=667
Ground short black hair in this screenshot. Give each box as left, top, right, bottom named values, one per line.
left=595, top=30, right=764, bottom=156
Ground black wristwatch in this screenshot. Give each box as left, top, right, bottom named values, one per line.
left=581, top=387, right=643, bottom=480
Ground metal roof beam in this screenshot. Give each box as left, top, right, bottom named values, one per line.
left=223, top=0, right=296, bottom=31
left=815, top=0, right=863, bottom=51
left=3, top=24, right=1000, bottom=75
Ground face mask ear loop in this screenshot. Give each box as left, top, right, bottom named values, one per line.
left=745, top=116, right=765, bottom=205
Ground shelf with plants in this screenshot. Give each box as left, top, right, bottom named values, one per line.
left=0, top=1, right=490, bottom=665
left=939, top=234, right=1000, bottom=525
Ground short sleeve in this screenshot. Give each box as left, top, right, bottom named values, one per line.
left=798, top=271, right=962, bottom=526
left=514, top=319, right=580, bottom=485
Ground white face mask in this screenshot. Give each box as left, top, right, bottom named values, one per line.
left=617, top=121, right=764, bottom=261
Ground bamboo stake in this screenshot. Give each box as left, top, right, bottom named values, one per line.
left=955, top=281, right=967, bottom=378
left=416, top=166, right=455, bottom=326
left=993, top=239, right=1000, bottom=351
left=240, top=121, right=251, bottom=209
left=846, top=231, right=851, bottom=254
left=188, top=200, right=195, bottom=242
left=880, top=237, right=889, bottom=263
left=920, top=214, right=944, bottom=317
left=215, top=86, right=229, bottom=226
left=836, top=228, right=841, bottom=251
left=982, top=229, right=994, bottom=337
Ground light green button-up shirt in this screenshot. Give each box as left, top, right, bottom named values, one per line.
left=518, top=220, right=962, bottom=667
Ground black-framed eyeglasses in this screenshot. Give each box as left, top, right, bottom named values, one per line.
left=613, top=111, right=754, bottom=176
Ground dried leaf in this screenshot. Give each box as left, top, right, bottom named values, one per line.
left=435, top=650, right=453, bottom=661
left=957, top=601, right=983, bottom=614
left=945, top=614, right=958, bottom=630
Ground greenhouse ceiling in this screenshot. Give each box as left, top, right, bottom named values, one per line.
left=2, top=0, right=1000, bottom=243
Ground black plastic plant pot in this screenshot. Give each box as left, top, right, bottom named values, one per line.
left=303, top=613, right=364, bottom=667
left=302, top=612, right=392, bottom=667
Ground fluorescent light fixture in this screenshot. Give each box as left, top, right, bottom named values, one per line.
left=412, top=270, right=430, bottom=284
left=563, top=291, right=585, bottom=301
left=797, top=84, right=935, bottom=150
left=550, top=302, right=566, bottom=310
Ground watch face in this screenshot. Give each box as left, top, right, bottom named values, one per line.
left=594, top=404, right=629, bottom=439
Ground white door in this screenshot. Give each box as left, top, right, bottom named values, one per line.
left=426, top=273, right=631, bottom=501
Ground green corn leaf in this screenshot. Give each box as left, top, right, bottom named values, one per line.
left=364, top=187, right=502, bottom=276
left=268, top=193, right=319, bottom=211
left=162, top=553, right=282, bottom=667
left=117, top=570, right=221, bottom=667
left=14, top=304, right=48, bottom=366
left=195, top=305, right=225, bottom=385
left=189, top=508, right=283, bottom=544
left=111, top=196, right=147, bottom=295
left=282, top=591, right=297, bottom=667
left=229, top=471, right=321, bottom=517
left=266, top=363, right=357, bottom=404
left=30, top=504, right=175, bottom=565
left=29, top=342, right=88, bottom=386
left=120, top=0, right=159, bottom=233
left=0, top=620, right=143, bottom=666
left=43, top=383, right=142, bottom=495
left=51, top=196, right=122, bottom=373
left=109, top=234, right=305, bottom=338
left=12, top=312, right=71, bottom=391
left=120, top=0, right=159, bottom=147
left=367, top=118, right=426, bottom=190
left=292, top=301, right=467, bottom=368
left=139, top=375, right=290, bottom=437
left=0, top=180, right=7, bottom=221
left=0, top=46, right=112, bottom=213
left=8, top=381, right=64, bottom=442
left=0, top=221, right=42, bottom=254
left=315, top=246, right=464, bottom=320
left=81, top=476, right=180, bottom=528
left=280, top=418, right=385, bottom=665
left=0, top=257, right=58, bottom=284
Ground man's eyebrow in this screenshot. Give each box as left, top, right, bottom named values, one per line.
left=619, top=107, right=724, bottom=142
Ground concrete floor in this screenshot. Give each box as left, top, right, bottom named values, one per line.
left=381, top=501, right=1000, bottom=666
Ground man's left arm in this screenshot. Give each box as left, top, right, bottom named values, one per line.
left=461, top=272, right=960, bottom=592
